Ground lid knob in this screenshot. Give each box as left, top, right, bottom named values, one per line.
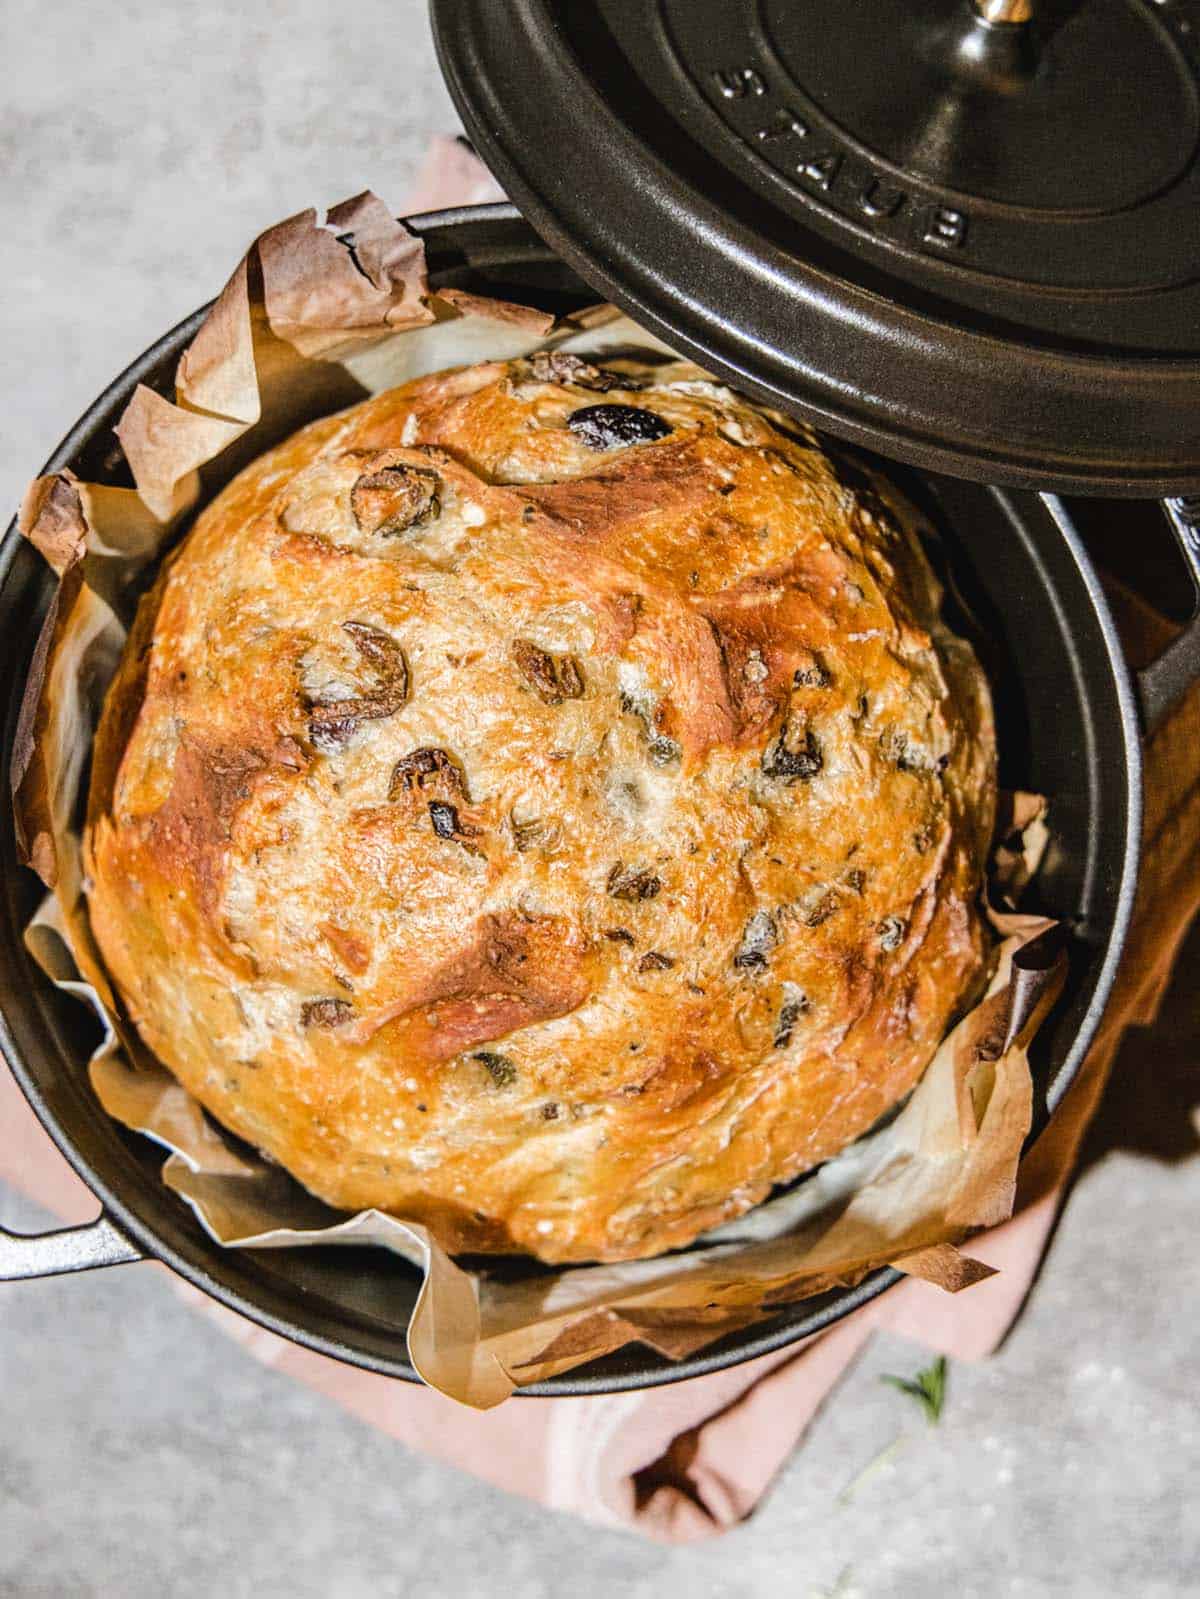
left=956, top=0, right=1041, bottom=85
left=973, top=0, right=1035, bottom=23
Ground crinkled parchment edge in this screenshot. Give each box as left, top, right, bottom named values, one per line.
left=11, top=192, right=1064, bottom=1408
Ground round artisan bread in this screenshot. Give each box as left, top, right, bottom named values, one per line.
left=84, top=347, right=996, bottom=1264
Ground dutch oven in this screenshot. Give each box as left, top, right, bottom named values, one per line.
left=2, top=0, right=1199, bottom=1394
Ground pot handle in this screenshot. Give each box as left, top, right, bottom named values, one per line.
left=1136, top=498, right=1200, bottom=735
left=0, top=1212, right=144, bottom=1281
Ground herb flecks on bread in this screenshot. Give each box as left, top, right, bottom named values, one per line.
left=84, top=354, right=995, bottom=1263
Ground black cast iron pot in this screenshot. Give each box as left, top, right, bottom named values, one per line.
left=2, top=207, right=1199, bottom=1394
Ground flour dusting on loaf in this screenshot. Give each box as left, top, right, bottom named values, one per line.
left=84, top=353, right=996, bottom=1263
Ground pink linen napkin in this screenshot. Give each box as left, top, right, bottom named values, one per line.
left=2, top=140, right=1197, bottom=1541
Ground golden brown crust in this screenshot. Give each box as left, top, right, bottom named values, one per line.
left=84, top=355, right=996, bottom=1263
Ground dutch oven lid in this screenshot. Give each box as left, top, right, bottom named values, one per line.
left=431, top=0, right=1200, bottom=497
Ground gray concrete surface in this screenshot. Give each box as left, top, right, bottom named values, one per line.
left=2, top=3, right=1199, bottom=1594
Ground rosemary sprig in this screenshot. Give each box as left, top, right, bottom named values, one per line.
left=836, top=1434, right=908, bottom=1506
left=880, top=1354, right=948, bottom=1425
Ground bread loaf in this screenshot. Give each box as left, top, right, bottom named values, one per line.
left=84, top=351, right=995, bottom=1263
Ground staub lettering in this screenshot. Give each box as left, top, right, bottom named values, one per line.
left=799, top=152, right=841, bottom=190
left=714, top=65, right=766, bottom=99
left=859, top=178, right=905, bottom=219
left=757, top=106, right=809, bottom=141
left=703, top=55, right=974, bottom=258
left=922, top=207, right=968, bottom=250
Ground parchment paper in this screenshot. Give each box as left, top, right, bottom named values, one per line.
left=12, top=192, right=1065, bottom=1408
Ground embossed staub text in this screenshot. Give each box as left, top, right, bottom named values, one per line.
left=710, top=61, right=970, bottom=256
